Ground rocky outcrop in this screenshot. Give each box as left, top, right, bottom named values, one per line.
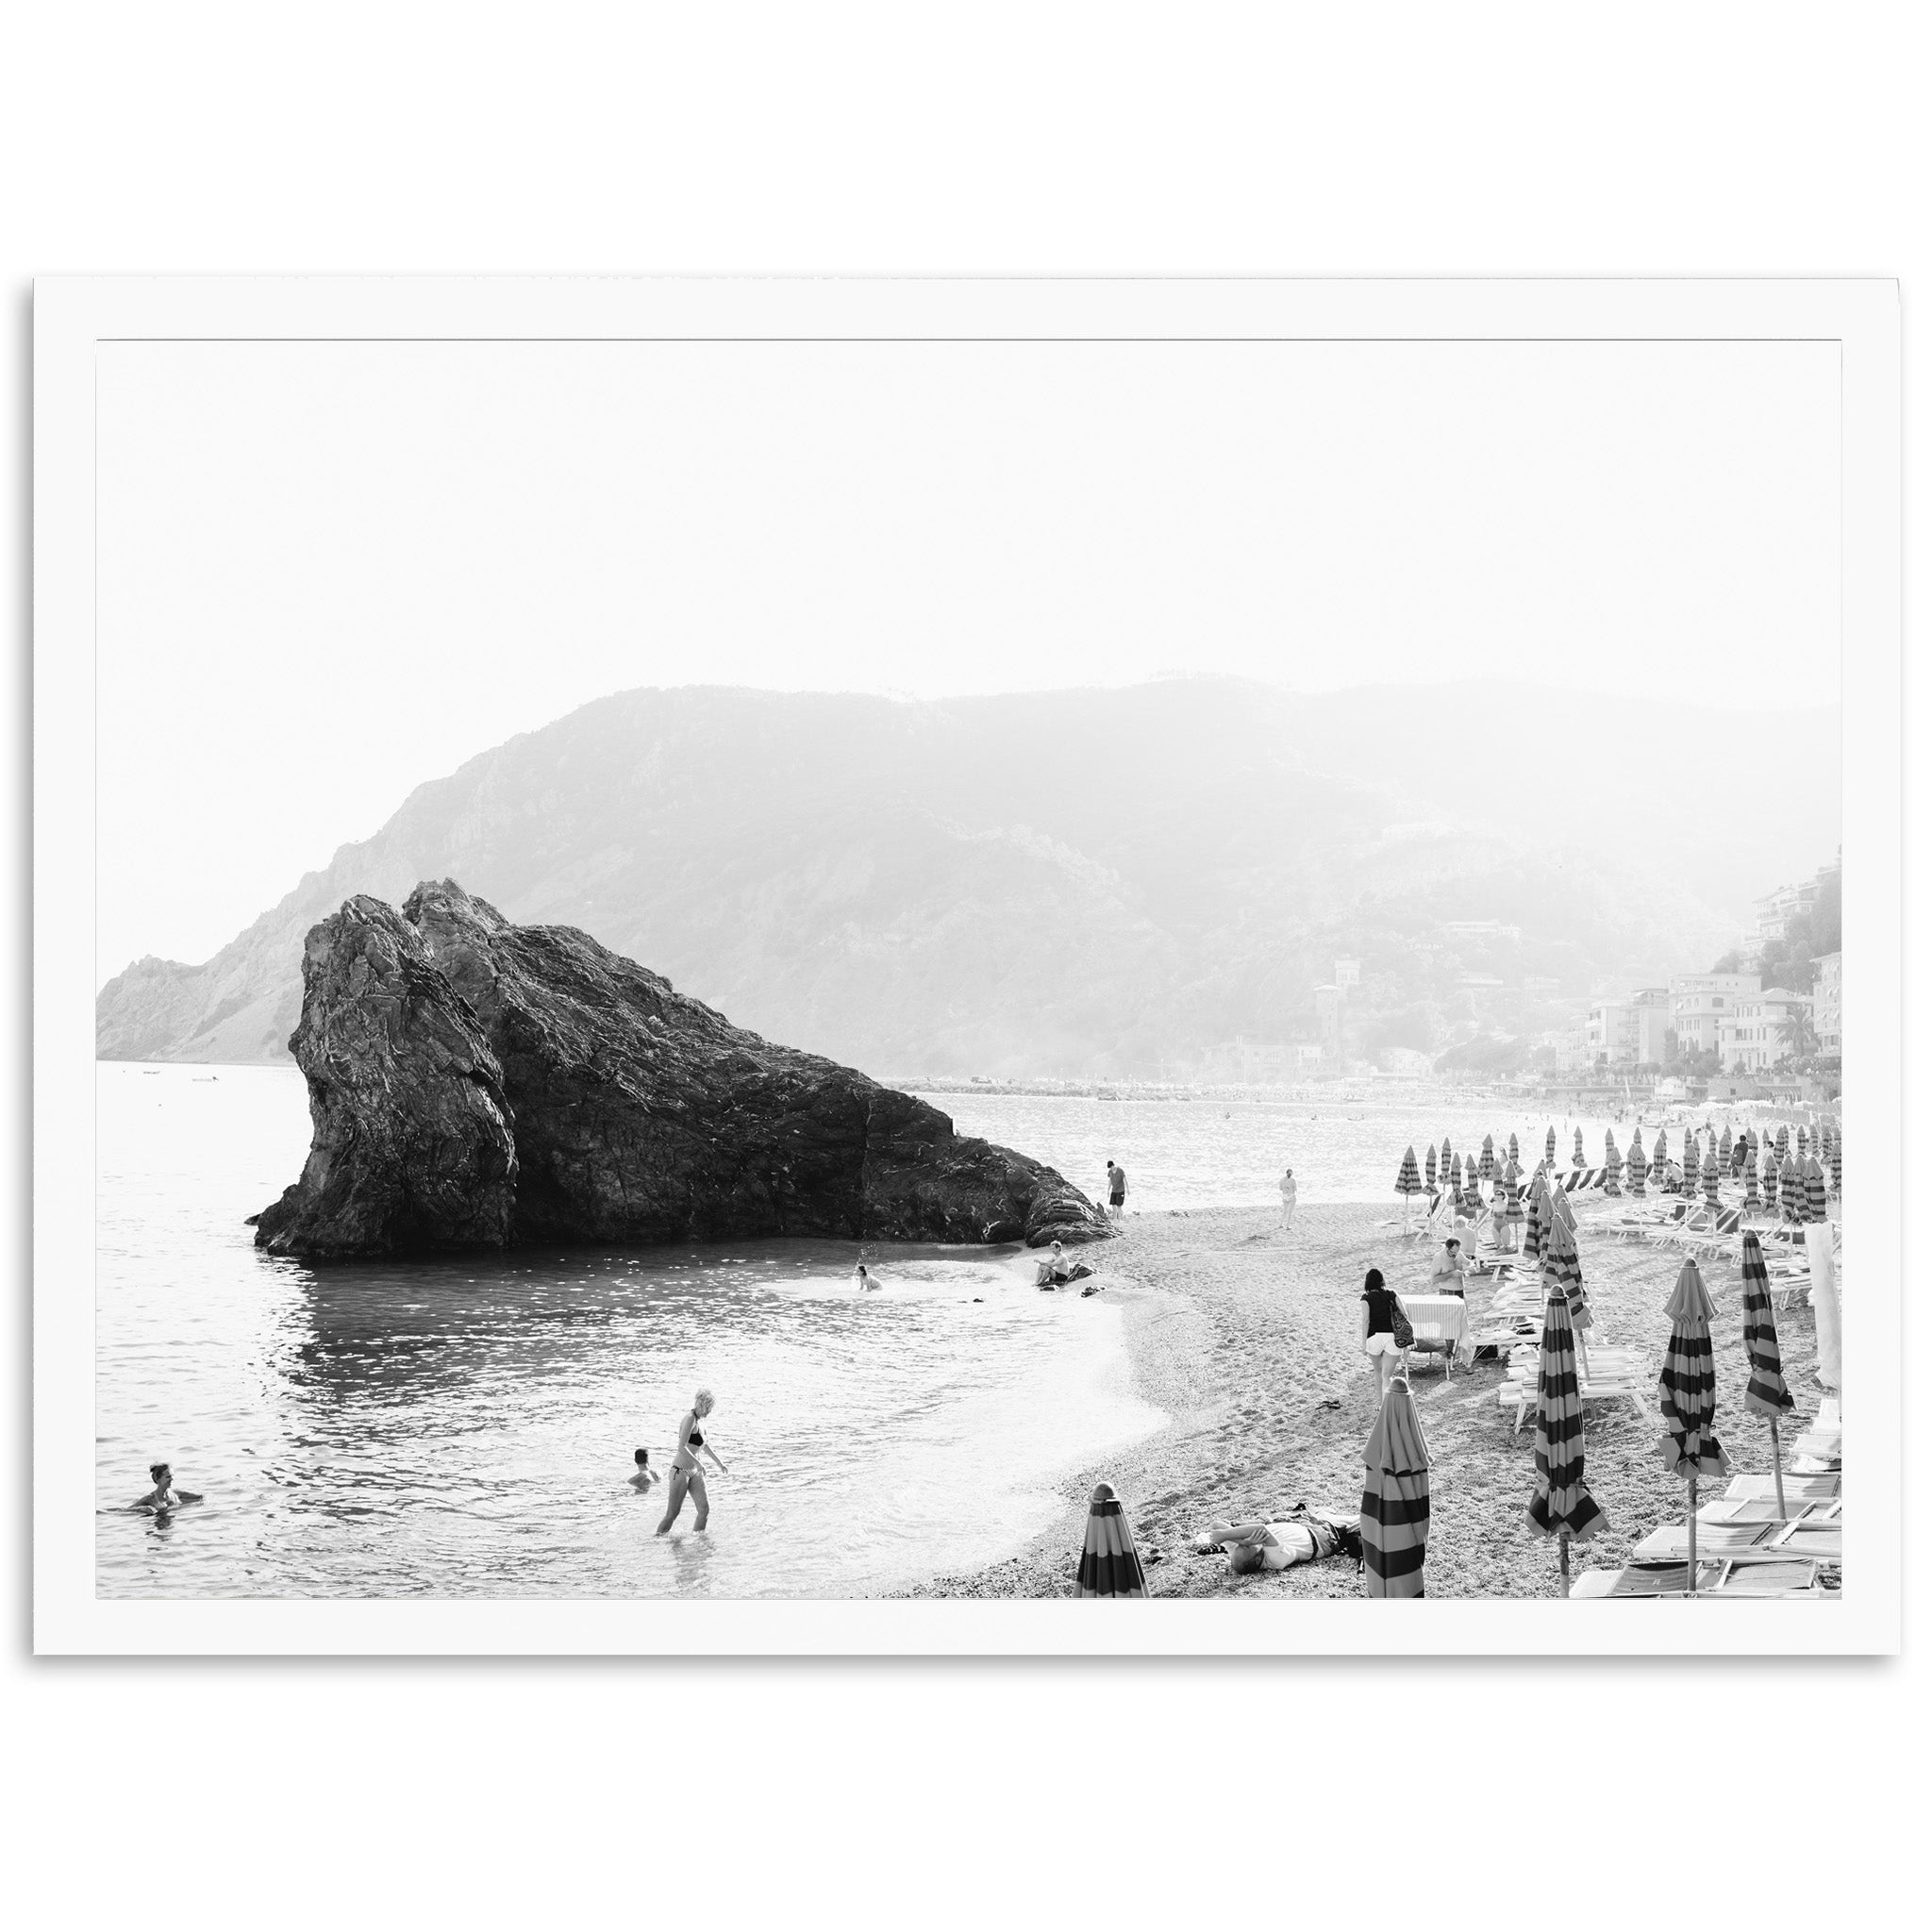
left=251, top=898, right=520, bottom=1259
left=255, top=881, right=1109, bottom=1259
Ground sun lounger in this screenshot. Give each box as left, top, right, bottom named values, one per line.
left=1571, top=1558, right=1830, bottom=1599
left=1498, top=1333, right=1647, bottom=1435
left=1724, top=1470, right=1840, bottom=1504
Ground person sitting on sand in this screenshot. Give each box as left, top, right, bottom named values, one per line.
left=1358, top=1267, right=1407, bottom=1399
left=132, top=1462, right=202, bottom=1511
left=1278, top=1167, right=1297, bottom=1231
left=855, top=1263, right=882, bottom=1292
left=1428, top=1236, right=1467, bottom=1297
left=657, top=1389, right=729, bottom=1535
left=627, top=1448, right=659, bottom=1493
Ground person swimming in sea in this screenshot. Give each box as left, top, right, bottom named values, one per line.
left=627, top=1448, right=660, bottom=1493
left=656, top=1388, right=730, bottom=1535
left=131, top=1461, right=202, bottom=1511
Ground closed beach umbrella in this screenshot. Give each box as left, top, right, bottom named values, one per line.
left=1074, top=1482, right=1148, bottom=1599
left=1541, top=1192, right=1590, bottom=1331
left=1740, top=1231, right=1795, bottom=1520
left=1625, top=1129, right=1646, bottom=1198
left=1525, top=1286, right=1607, bottom=1594
left=1830, top=1126, right=1842, bottom=1194
left=1781, top=1155, right=1803, bottom=1222
left=1655, top=1257, right=1733, bottom=1591
left=1719, top=1124, right=1733, bottom=1166
left=1653, top=1129, right=1669, bottom=1182
left=1682, top=1126, right=1700, bottom=1192
left=1803, top=1156, right=1827, bottom=1224
left=1479, top=1135, right=1495, bottom=1186
left=1395, top=1145, right=1423, bottom=1231
left=1573, top=1125, right=1585, bottom=1168
left=1424, top=1141, right=1438, bottom=1191
left=1775, top=1125, right=1790, bottom=1163
left=1604, top=1132, right=1622, bottom=1196
left=1545, top=1124, right=1557, bottom=1165
left=1502, top=1160, right=1524, bottom=1247
left=1508, top=1131, right=1521, bottom=1165
left=1701, top=1143, right=1721, bottom=1207
left=1765, top=1144, right=1783, bottom=1217
left=1741, top=1147, right=1761, bottom=1212
left=1360, top=1376, right=1431, bottom=1599
left=1522, top=1171, right=1547, bottom=1262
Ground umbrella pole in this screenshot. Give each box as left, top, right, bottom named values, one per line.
left=1769, top=1416, right=1787, bottom=1523
left=1557, top=1532, right=1571, bottom=1599
left=1686, top=1475, right=1699, bottom=1593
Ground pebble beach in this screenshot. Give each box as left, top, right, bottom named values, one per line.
left=902, top=1195, right=1826, bottom=1599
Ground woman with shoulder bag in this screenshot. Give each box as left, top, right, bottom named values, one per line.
left=1359, top=1267, right=1411, bottom=1400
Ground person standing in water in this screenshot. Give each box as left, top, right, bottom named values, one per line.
left=656, top=1389, right=729, bottom=1535
left=1278, top=1166, right=1298, bottom=1231
left=855, top=1263, right=882, bottom=1292
left=1107, top=1160, right=1127, bottom=1221
left=627, top=1448, right=659, bottom=1493
left=131, top=1461, right=202, bottom=1510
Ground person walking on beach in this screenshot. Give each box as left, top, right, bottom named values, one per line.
left=1106, top=1161, right=1127, bottom=1221
left=656, top=1389, right=729, bottom=1535
left=1278, top=1166, right=1298, bottom=1231
left=1359, top=1268, right=1407, bottom=1401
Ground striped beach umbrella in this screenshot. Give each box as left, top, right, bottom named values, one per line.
left=1604, top=1132, right=1622, bottom=1196
left=1783, top=1155, right=1805, bottom=1223
left=1719, top=1124, right=1733, bottom=1167
left=1522, top=1170, right=1547, bottom=1262
left=1740, top=1147, right=1761, bottom=1211
left=1803, top=1156, right=1828, bottom=1224
left=1573, top=1125, right=1585, bottom=1168
left=1545, top=1124, right=1557, bottom=1166
left=1074, top=1482, right=1148, bottom=1598
left=1508, top=1131, right=1521, bottom=1165
left=1541, top=1191, right=1590, bottom=1331
left=1360, top=1376, right=1431, bottom=1599
left=1701, top=1143, right=1721, bottom=1207
left=1653, top=1129, right=1669, bottom=1182
left=1502, top=1160, right=1524, bottom=1247
left=1440, top=1138, right=1454, bottom=1198
left=1424, top=1141, right=1437, bottom=1191
left=1764, top=1144, right=1783, bottom=1217
left=1525, top=1285, right=1607, bottom=1594
left=1682, top=1126, right=1700, bottom=1192
left=1479, top=1135, right=1495, bottom=1186
left=1395, top=1144, right=1424, bottom=1232
left=1625, top=1129, right=1646, bottom=1198
left=1656, top=1257, right=1733, bottom=1591
left=1740, top=1231, right=1795, bottom=1520
left=1830, top=1126, right=1842, bottom=1194
left=1797, top=1125, right=1810, bottom=1161
left=1775, top=1124, right=1790, bottom=1163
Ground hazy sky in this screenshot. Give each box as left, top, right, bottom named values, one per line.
left=96, top=337, right=1841, bottom=974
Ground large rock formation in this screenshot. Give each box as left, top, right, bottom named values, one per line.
left=252, top=898, right=519, bottom=1259
left=255, top=881, right=1109, bottom=1259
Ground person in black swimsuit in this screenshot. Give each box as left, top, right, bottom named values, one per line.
left=656, top=1388, right=729, bottom=1534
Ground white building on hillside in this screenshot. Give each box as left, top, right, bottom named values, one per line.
left=1671, top=971, right=1760, bottom=1056
left=1815, top=951, right=1842, bottom=1054
left=1724, top=987, right=1814, bottom=1073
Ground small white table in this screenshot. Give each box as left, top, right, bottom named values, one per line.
left=1399, top=1291, right=1470, bottom=1364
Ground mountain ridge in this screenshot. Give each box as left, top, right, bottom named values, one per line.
left=96, top=678, right=1841, bottom=1078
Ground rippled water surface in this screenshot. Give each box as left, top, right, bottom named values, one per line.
left=95, top=1064, right=1163, bottom=1600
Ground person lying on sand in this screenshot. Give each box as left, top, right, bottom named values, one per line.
left=1195, top=1514, right=1346, bottom=1574
left=131, top=1462, right=202, bottom=1511
left=627, top=1448, right=660, bottom=1492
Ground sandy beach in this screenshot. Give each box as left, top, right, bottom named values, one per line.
left=904, top=1194, right=1826, bottom=1599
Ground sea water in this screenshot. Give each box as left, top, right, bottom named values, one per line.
left=93, top=1063, right=1164, bottom=1600
left=913, top=1089, right=1728, bottom=1212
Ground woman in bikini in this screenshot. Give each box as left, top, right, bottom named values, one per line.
left=655, top=1388, right=729, bottom=1534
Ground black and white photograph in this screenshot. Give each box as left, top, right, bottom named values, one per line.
left=34, top=277, right=1898, bottom=1649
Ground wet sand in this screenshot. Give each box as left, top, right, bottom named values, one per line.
left=902, top=1196, right=1826, bottom=1598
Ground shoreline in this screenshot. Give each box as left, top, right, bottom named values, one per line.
left=897, top=1197, right=1826, bottom=1599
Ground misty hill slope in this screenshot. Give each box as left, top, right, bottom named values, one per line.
left=96, top=680, right=1839, bottom=1077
